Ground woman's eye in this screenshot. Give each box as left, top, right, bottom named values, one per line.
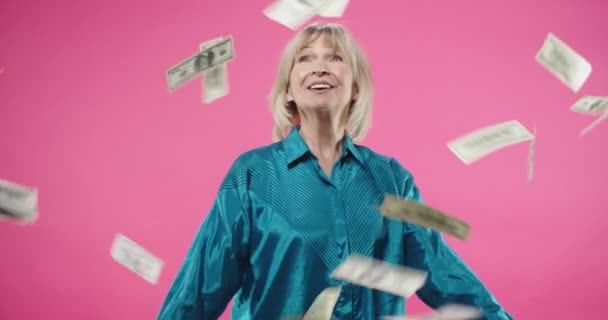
left=297, top=55, right=311, bottom=62
left=330, top=55, right=343, bottom=62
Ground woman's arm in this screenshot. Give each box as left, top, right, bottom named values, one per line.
left=157, top=184, right=251, bottom=319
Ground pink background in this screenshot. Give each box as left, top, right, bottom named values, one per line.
left=1, top=0, right=607, bottom=319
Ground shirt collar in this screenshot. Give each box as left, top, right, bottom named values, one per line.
left=283, top=126, right=364, bottom=165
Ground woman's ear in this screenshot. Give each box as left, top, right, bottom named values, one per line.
left=286, top=85, right=294, bottom=102
left=352, top=83, right=360, bottom=100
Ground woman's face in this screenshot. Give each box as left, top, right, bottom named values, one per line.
left=287, top=35, right=357, bottom=117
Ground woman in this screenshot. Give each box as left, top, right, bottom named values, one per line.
left=158, top=23, right=513, bottom=320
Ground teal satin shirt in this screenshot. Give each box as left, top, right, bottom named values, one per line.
left=157, top=127, right=513, bottom=320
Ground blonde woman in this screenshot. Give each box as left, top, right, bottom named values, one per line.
left=158, top=23, right=513, bottom=320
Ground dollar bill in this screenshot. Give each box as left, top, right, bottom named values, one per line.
left=110, top=233, right=163, bottom=284
left=528, top=126, right=536, bottom=183
left=263, top=0, right=325, bottom=30
left=447, top=120, right=534, bottom=165
left=378, top=194, right=470, bottom=240
left=303, top=286, right=341, bottom=320
left=200, top=38, right=230, bottom=103
left=535, top=33, right=592, bottom=92
left=331, top=255, right=428, bottom=298
left=0, top=179, right=38, bottom=224
left=382, top=303, right=482, bottom=320
left=580, top=108, right=608, bottom=137
left=570, top=96, right=608, bottom=115
left=318, top=0, right=350, bottom=17
left=166, top=36, right=234, bottom=92
left=280, top=287, right=341, bottom=320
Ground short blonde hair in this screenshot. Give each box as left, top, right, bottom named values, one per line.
left=268, top=22, right=373, bottom=142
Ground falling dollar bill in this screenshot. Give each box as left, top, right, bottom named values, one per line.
left=331, top=255, right=428, bottom=298
left=0, top=179, right=38, bottom=224
left=378, top=194, right=470, bottom=240
left=528, top=126, right=536, bottom=183
left=110, top=233, right=163, bottom=284
left=535, top=33, right=592, bottom=92
left=263, top=0, right=325, bottom=30
left=580, top=109, right=608, bottom=137
left=447, top=120, right=534, bottom=165
left=200, top=38, right=230, bottom=103
left=303, top=287, right=341, bottom=320
left=382, top=303, right=482, bottom=320
left=570, top=96, right=608, bottom=115
left=166, top=36, right=234, bottom=92
left=280, top=287, right=341, bottom=320
left=318, top=0, right=350, bottom=17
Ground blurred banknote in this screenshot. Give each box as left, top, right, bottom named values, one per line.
left=110, top=234, right=163, bottom=284
left=331, top=255, right=428, bottom=298
left=570, top=96, right=608, bottom=115
left=264, top=0, right=349, bottom=30
left=280, top=287, right=341, bottom=320
left=303, top=287, right=341, bottom=320
left=0, top=179, right=38, bottom=224
left=580, top=109, right=608, bottom=137
left=382, top=303, right=482, bottom=320
left=264, top=0, right=321, bottom=30
left=378, top=194, right=470, bottom=240
left=536, top=33, right=592, bottom=92
left=528, top=126, right=536, bottom=183
left=166, top=36, right=234, bottom=92
left=447, top=120, right=534, bottom=165
left=200, top=37, right=230, bottom=103
left=318, top=0, right=349, bottom=17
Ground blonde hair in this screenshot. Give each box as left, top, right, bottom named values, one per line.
left=268, top=22, right=373, bottom=142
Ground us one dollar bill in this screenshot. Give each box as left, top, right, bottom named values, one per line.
left=200, top=37, right=230, bottom=103
left=331, top=255, right=428, bottom=298
left=382, top=303, right=482, bottom=320
left=110, top=233, right=163, bottom=284
left=0, top=179, right=38, bottom=224
left=303, top=286, right=341, bottom=320
left=447, top=120, right=534, bottom=165
left=536, top=33, right=592, bottom=92
left=263, top=0, right=325, bottom=30
left=166, top=36, right=234, bottom=92
left=318, top=0, right=349, bottom=17
left=378, top=194, right=471, bottom=240
left=280, top=287, right=342, bottom=320
left=580, top=108, right=608, bottom=137
left=570, top=96, right=608, bottom=115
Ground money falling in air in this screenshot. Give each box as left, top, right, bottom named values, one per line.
left=263, top=0, right=350, bottom=30
left=331, top=255, right=428, bottom=298
left=447, top=120, right=534, bottom=165
left=200, top=37, right=230, bottom=104
left=166, top=36, right=234, bottom=92
left=536, top=32, right=592, bottom=92
left=110, top=233, right=164, bottom=284
left=0, top=179, right=38, bottom=224
left=378, top=194, right=471, bottom=240
left=570, top=96, right=608, bottom=115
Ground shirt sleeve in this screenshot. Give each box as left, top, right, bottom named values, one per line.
left=157, top=182, right=251, bottom=319
left=397, top=163, right=514, bottom=320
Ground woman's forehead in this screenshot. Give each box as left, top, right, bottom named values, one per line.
left=298, top=34, right=343, bottom=52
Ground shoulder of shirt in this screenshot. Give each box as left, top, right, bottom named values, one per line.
left=354, top=144, right=415, bottom=180
left=217, top=141, right=283, bottom=191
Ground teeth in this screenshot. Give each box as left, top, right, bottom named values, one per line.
left=310, top=83, right=331, bottom=89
